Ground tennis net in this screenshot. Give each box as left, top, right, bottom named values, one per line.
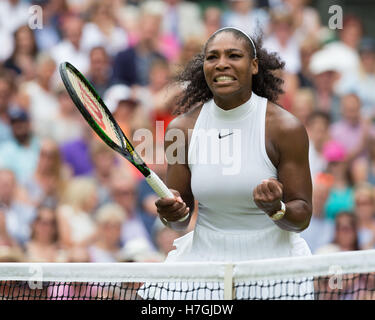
left=1, top=249, right=375, bottom=300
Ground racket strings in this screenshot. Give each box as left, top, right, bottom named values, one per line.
left=66, top=69, right=124, bottom=149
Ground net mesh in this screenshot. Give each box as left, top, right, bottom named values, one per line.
left=1, top=250, right=375, bottom=300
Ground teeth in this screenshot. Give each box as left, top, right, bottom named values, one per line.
left=215, top=76, right=235, bottom=82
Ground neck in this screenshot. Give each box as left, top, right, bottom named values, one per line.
left=96, top=170, right=111, bottom=183
left=38, top=78, right=50, bottom=91
left=214, top=92, right=252, bottom=110
left=33, top=239, right=54, bottom=247
left=96, top=240, right=118, bottom=251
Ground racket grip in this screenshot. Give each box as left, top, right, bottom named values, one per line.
left=146, top=170, right=173, bottom=198
left=146, top=170, right=189, bottom=223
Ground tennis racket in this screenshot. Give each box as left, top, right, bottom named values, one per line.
left=59, top=62, right=188, bottom=222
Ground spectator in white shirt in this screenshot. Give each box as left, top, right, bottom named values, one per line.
left=50, top=15, right=90, bottom=74
left=19, top=54, right=59, bottom=139
left=263, top=9, right=301, bottom=74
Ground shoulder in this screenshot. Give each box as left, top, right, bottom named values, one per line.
left=266, top=102, right=308, bottom=140
left=265, top=101, right=309, bottom=162
left=114, top=47, right=135, bottom=60
left=166, top=104, right=204, bottom=133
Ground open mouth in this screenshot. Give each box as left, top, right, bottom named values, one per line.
left=213, top=75, right=236, bottom=83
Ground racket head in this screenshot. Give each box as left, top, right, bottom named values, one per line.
left=59, top=62, right=150, bottom=177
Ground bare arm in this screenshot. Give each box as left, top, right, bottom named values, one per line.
left=155, top=112, right=198, bottom=231
left=254, top=105, right=312, bottom=232
left=274, top=119, right=313, bottom=232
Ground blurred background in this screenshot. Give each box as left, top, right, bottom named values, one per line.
left=0, top=0, right=375, bottom=263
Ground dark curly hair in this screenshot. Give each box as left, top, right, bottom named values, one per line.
left=174, top=28, right=285, bottom=114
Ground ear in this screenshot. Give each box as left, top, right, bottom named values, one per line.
left=251, top=58, right=259, bottom=76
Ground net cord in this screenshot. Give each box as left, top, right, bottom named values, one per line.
left=1, top=250, right=375, bottom=284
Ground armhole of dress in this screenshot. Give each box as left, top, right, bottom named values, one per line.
left=187, top=103, right=208, bottom=170
left=260, top=98, right=278, bottom=173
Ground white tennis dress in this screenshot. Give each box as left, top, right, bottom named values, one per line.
left=142, top=92, right=313, bottom=299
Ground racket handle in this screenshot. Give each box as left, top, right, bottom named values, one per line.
left=146, top=170, right=189, bottom=222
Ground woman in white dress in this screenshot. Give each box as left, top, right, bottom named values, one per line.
left=151, top=27, right=313, bottom=299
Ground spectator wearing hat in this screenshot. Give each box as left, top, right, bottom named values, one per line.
left=103, top=84, right=141, bottom=138
left=308, top=48, right=342, bottom=122
left=0, top=108, right=40, bottom=184
left=322, top=140, right=355, bottom=222
left=322, top=15, right=363, bottom=97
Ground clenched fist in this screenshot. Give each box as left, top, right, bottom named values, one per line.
left=253, top=178, right=283, bottom=217
left=155, top=189, right=190, bottom=223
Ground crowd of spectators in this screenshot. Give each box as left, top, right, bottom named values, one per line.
left=0, top=0, right=375, bottom=263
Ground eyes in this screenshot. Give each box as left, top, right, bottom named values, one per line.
left=205, top=53, right=243, bottom=61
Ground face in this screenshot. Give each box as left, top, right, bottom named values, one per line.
left=83, top=190, right=99, bottom=213
left=231, top=0, right=253, bottom=13
left=274, top=22, right=293, bottom=44
left=38, top=140, right=60, bottom=172
left=16, top=27, right=35, bottom=55
left=291, top=94, right=313, bottom=125
left=33, top=208, right=57, bottom=243
left=37, top=60, right=56, bottom=83
left=360, top=51, right=375, bottom=73
left=112, top=181, right=137, bottom=213
left=203, top=32, right=258, bottom=109
left=335, top=215, right=357, bottom=248
left=313, top=71, right=337, bottom=91
left=307, top=117, right=330, bottom=147
left=204, top=7, right=222, bottom=33
left=58, top=91, right=75, bottom=114
left=11, top=120, right=31, bottom=144
left=64, top=18, right=83, bottom=47
left=92, top=150, right=115, bottom=173
left=312, top=182, right=330, bottom=218
left=341, top=95, right=361, bottom=124
left=340, top=22, right=362, bottom=48
left=139, top=15, right=160, bottom=44
left=355, top=193, right=374, bottom=221
left=149, top=64, right=170, bottom=91
left=100, top=221, right=122, bottom=246
left=90, top=48, right=109, bottom=77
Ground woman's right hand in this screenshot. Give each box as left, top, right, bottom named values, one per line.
left=155, top=189, right=190, bottom=223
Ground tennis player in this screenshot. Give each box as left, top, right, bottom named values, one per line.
left=152, top=27, right=313, bottom=299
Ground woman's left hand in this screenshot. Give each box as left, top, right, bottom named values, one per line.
left=253, top=178, right=283, bottom=216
